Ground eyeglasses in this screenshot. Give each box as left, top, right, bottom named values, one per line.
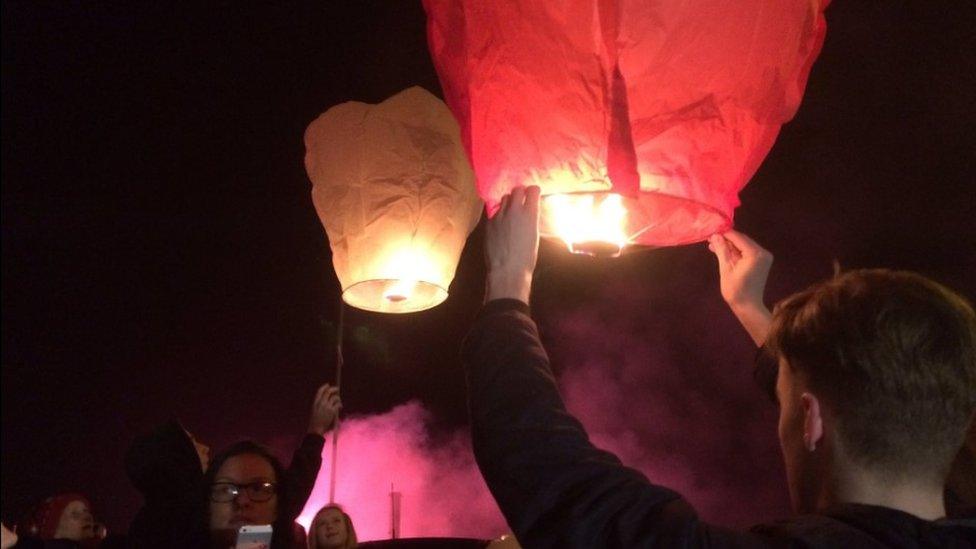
left=210, top=481, right=278, bottom=503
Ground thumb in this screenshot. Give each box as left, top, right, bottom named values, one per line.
left=709, top=234, right=733, bottom=273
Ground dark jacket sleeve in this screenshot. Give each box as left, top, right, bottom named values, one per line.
left=283, top=433, right=325, bottom=521
left=461, top=300, right=769, bottom=548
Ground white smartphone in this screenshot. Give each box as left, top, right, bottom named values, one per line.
left=235, top=524, right=273, bottom=549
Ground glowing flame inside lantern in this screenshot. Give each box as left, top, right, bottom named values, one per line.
left=543, top=193, right=630, bottom=257
left=340, top=247, right=448, bottom=314
left=375, top=248, right=431, bottom=309
left=383, top=278, right=419, bottom=303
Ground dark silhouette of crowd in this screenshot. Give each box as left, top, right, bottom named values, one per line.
left=2, top=385, right=354, bottom=549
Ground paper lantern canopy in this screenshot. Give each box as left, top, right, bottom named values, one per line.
left=425, top=0, right=828, bottom=255
left=305, top=87, right=482, bottom=313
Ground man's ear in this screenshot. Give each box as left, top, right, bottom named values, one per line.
left=800, top=392, right=824, bottom=452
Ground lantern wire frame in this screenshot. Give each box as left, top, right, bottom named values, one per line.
left=539, top=190, right=733, bottom=257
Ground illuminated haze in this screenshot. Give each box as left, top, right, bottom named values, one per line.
left=292, top=247, right=790, bottom=540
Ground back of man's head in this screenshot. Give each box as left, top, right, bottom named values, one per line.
left=767, top=269, right=976, bottom=482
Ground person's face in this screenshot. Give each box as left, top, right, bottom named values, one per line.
left=314, top=508, right=348, bottom=549
left=209, top=454, right=278, bottom=531
left=54, top=500, right=94, bottom=541
left=777, top=359, right=822, bottom=513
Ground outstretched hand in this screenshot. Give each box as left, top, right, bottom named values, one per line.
left=485, top=186, right=541, bottom=305
left=708, top=230, right=773, bottom=346
left=307, top=383, right=342, bottom=436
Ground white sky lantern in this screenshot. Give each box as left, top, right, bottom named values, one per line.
left=304, top=87, right=482, bottom=313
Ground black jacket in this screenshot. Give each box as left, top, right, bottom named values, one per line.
left=461, top=300, right=976, bottom=548
left=125, top=419, right=206, bottom=548
left=282, top=433, right=325, bottom=525
left=273, top=433, right=326, bottom=549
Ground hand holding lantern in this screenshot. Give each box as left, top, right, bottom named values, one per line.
left=485, top=186, right=541, bottom=305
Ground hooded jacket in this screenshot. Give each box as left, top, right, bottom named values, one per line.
left=124, top=419, right=206, bottom=548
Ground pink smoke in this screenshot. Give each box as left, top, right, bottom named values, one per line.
left=296, top=401, right=507, bottom=542
left=548, top=290, right=790, bottom=527
left=295, top=269, right=787, bottom=539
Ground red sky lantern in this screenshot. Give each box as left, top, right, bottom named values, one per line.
left=424, top=0, right=829, bottom=255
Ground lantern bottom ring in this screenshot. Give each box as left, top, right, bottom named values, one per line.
left=567, top=240, right=623, bottom=258
left=341, top=278, right=449, bottom=314
left=539, top=190, right=733, bottom=253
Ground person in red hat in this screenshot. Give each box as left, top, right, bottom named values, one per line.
left=20, top=493, right=99, bottom=547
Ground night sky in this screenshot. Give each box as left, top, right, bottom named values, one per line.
left=3, top=1, right=975, bottom=537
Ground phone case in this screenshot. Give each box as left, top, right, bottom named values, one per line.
left=235, top=525, right=273, bottom=549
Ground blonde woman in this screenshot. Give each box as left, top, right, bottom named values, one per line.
left=307, top=504, right=357, bottom=549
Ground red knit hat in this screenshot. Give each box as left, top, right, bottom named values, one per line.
left=22, top=493, right=92, bottom=540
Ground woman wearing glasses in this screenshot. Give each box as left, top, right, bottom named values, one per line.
left=204, top=384, right=342, bottom=548
left=205, top=441, right=294, bottom=548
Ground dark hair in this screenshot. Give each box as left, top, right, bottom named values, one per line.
left=766, top=269, right=976, bottom=480
left=204, top=440, right=295, bottom=548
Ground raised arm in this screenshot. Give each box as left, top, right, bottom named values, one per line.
left=464, top=300, right=712, bottom=547
left=708, top=231, right=774, bottom=346
left=284, top=383, right=341, bottom=521
left=464, top=188, right=763, bottom=548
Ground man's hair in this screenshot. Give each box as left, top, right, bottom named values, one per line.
left=766, top=269, right=976, bottom=480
